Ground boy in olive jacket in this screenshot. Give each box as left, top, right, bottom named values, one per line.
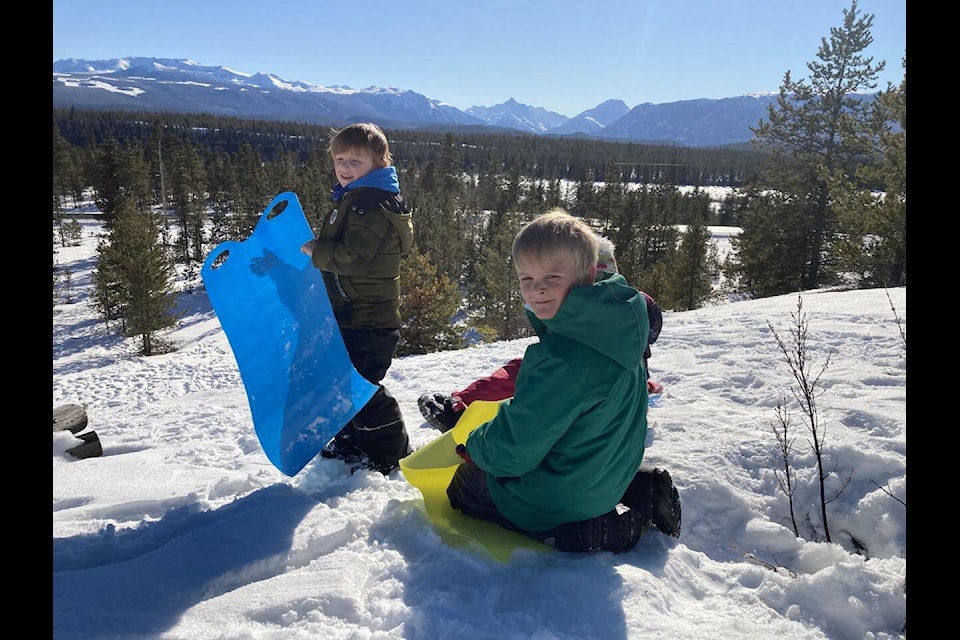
left=448, top=209, right=679, bottom=552
left=300, top=122, right=413, bottom=474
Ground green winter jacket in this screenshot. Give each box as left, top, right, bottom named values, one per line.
left=464, top=273, right=650, bottom=532
left=308, top=187, right=413, bottom=329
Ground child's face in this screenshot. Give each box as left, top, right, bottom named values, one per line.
left=333, top=148, right=377, bottom=187
left=516, top=255, right=592, bottom=320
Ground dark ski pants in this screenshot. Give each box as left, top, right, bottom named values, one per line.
left=446, top=463, right=593, bottom=550
left=338, top=327, right=410, bottom=466
left=447, top=463, right=654, bottom=552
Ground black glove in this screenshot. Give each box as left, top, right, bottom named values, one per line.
left=455, top=443, right=474, bottom=465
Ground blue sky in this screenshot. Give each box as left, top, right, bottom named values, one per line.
left=52, top=0, right=906, bottom=117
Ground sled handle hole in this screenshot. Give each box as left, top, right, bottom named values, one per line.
left=266, top=199, right=289, bottom=220
left=209, top=249, right=230, bottom=270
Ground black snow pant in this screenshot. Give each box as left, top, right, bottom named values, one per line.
left=446, top=463, right=590, bottom=550
left=337, top=327, right=410, bottom=467
left=447, top=463, right=656, bottom=552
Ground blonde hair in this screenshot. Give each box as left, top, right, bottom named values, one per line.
left=512, top=208, right=599, bottom=283
left=329, top=122, right=392, bottom=167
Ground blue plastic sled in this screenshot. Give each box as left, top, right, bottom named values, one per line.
left=201, top=192, right=377, bottom=476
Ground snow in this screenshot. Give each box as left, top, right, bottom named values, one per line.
left=53, top=219, right=906, bottom=639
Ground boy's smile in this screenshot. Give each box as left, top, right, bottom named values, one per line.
left=516, top=256, right=591, bottom=320
left=333, top=149, right=376, bottom=187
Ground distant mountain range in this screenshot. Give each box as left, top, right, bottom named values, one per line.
left=53, top=57, right=794, bottom=147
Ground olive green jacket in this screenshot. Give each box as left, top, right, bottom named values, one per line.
left=308, top=187, right=413, bottom=329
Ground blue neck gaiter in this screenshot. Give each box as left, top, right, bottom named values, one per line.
left=331, top=166, right=400, bottom=202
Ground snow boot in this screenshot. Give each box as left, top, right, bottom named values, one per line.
left=575, top=504, right=643, bottom=553
left=650, top=469, right=681, bottom=538
left=549, top=504, right=642, bottom=553
left=621, top=467, right=681, bottom=538
left=319, top=421, right=364, bottom=464
left=417, top=393, right=463, bottom=432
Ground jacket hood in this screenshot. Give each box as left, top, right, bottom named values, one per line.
left=526, top=273, right=648, bottom=371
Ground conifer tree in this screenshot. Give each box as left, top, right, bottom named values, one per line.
left=53, top=124, right=78, bottom=220
left=397, top=249, right=463, bottom=355
left=834, top=56, right=906, bottom=287
left=496, top=165, right=523, bottom=215
left=266, top=147, right=298, bottom=197
left=97, top=200, right=180, bottom=355
left=468, top=207, right=531, bottom=342
left=91, top=231, right=125, bottom=324
left=543, top=177, right=566, bottom=210
left=206, top=152, right=238, bottom=245
left=297, top=147, right=334, bottom=232
left=597, top=162, right=626, bottom=228
left=146, top=118, right=175, bottom=234
left=475, top=153, right=502, bottom=212
left=727, top=184, right=811, bottom=297
left=749, top=0, right=888, bottom=292
left=660, top=216, right=718, bottom=311
left=609, top=188, right=648, bottom=288
left=168, top=142, right=208, bottom=267
left=231, top=141, right=269, bottom=238
left=92, top=137, right=152, bottom=226
left=409, top=133, right=469, bottom=286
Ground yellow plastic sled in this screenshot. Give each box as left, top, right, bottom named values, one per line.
left=399, top=400, right=551, bottom=562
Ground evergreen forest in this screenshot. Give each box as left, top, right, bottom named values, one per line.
left=53, top=0, right=905, bottom=358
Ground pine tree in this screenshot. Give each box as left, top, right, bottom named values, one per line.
left=231, top=141, right=269, bottom=239
left=101, top=200, right=180, bottom=355
left=267, top=147, right=298, bottom=197
left=661, top=216, right=718, bottom=311
left=834, top=56, right=906, bottom=288
left=92, top=137, right=151, bottom=226
left=749, top=0, right=888, bottom=292
left=727, top=184, right=812, bottom=297
left=397, top=249, right=463, bottom=355
left=53, top=123, right=78, bottom=222
left=597, top=162, right=626, bottom=229
left=206, top=152, right=237, bottom=245
left=91, top=230, right=125, bottom=324
left=468, top=207, right=531, bottom=342
left=475, top=153, right=502, bottom=212
left=168, top=142, right=209, bottom=267
left=410, top=133, right=469, bottom=286
left=296, top=147, right=334, bottom=232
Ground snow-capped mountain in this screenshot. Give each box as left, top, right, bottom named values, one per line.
left=548, top=99, right=631, bottom=136
left=53, top=57, right=788, bottom=146
left=465, top=98, right=569, bottom=134
left=53, top=57, right=484, bottom=130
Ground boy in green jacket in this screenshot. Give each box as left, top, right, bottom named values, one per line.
left=447, top=209, right=679, bottom=552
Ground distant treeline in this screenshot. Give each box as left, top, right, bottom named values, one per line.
left=53, top=108, right=770, bottom=188
left=55, top=107, right=756, bottom=355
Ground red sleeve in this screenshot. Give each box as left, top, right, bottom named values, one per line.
left=455, top=357, right=523, bottom=405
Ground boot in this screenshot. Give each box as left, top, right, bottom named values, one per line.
left=650, top=468, right=681, bottom=538
left=417, top=393, right=463, bottom=432
left=551, top=505, right=642, bottom=553
left=354, top=388, right=410, bottom=475
left=622, top=467, right=681, bottom=538
left=319, top=421, right=364, bottom=463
